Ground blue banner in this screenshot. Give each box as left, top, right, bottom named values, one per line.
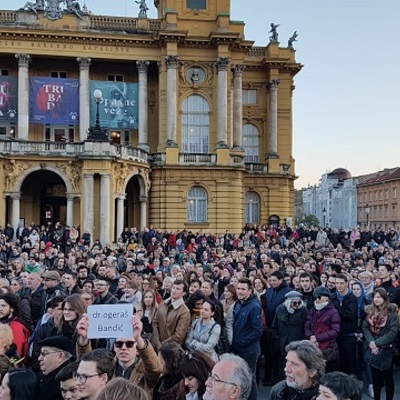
left=0, top=77, right=18, bottom=122
left=29, top=77, right=79, bottom=124
left=89, top=81, right=138, bottom=129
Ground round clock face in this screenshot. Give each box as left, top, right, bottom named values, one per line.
left=187, top=67, right=205, bottom=84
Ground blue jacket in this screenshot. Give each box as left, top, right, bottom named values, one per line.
left=265, top=282, right=291, bottom=327
left=231, top=294, right=263, bottom=352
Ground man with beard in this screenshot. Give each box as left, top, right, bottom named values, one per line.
left=269, top=340, right=325, bottom=400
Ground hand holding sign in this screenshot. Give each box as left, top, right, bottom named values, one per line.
left=77, top=313, right=90, bottom=345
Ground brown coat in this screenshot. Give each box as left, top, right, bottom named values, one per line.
left=152, top=298, right=191, bottom=348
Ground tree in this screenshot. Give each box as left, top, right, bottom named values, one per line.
left=295, top=214, right=320, bottom=228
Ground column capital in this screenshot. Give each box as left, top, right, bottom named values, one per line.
left=83, top=173, right=94, bottom=179
left=139, top=196, right=148, bottom=203
left=66, top=193, right=76, bottom=200
left=165, top=56, right=179, bottom=69
left=232, top=65, right=245, bottom=76
left=268, top=79, right=280, bottom=90
left=77, top=57, right=92, bottom=70
left=215, top=58, right=230, bottom=71
left=136, top=60, right=150, bottom=73
left=116, top=194, right=127, bottom=200
left=9, top=192, right=21, bottom=200
left=15, top=54, right=31, bottom=68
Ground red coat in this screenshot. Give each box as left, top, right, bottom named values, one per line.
left=9, top=318, right=31, bottom=360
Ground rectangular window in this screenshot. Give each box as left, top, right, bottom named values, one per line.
left=50, top=72, right=67, bottom=78
left=385, top=189, right=389, bottom=200
left=108, top=75, right=124, bottom=82
left=44, top=125, right=75, bottom=142
left=0, top=123, right=16, bottom=136
left=394, top=187, right=397, bottom=199
left=242, top=89, right=257, bottom=104
left=187, top=0, right=206, bottom=9
left=0, top=69, right=9, bottom=76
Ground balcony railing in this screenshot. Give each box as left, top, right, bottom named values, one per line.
left=246, top=47, right=265, bottom=57
left=245, top=163, right=269, bottom=173
left=0, top=11, right=16, bottom=23
left=89, top=16, right=161, bottom=32
left=179, top=153, right=216, bottom=164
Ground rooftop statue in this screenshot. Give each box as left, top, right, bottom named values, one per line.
left=20, top=0, right=88, bottom=20
left=135, top=0, right=149, bottom=18
left=288, top=31, right=298, bottom=49
left=65, top=0, right=85, bottom=20
left=269, top=23, right=280, bottom=42
left=21, top=0, right=44, bottom=16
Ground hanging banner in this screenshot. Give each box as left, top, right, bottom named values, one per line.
left=0, top=77, right=18, bottom=122
left=29, top=77, right=79, bottom=124
left=89, top=81, right=138, bottom=129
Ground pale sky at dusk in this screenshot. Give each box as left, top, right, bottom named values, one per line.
left=2, top=0, right=400, bottom=189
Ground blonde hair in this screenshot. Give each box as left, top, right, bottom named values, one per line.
left=0, top=324, right=13, bottom=351
left=97, top=378, right=148, bottom=400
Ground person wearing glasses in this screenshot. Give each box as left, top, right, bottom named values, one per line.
left=304, top=287, right=340, bottom=372
left=74, top=348, right=115, bottom=400
left=76, top=314, right=161, bottom=400
left=203, top=353, right=252, bottom=400
left=37, top=335, right=74, bottom=400
left=271, top=290, right=308, bottom=382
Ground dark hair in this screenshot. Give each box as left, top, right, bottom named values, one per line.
left=179, top=351, right=215, bottom=398
left=159, top=342, right=185, bottom=375
left=0, top=293, right=20, bottom=318
left=298, top=272, right=312, bottom=281
left=224, top=284, right=237, bottom=300
left=320, top=372, right=362, bottom=400
left=335, top=273, right=348, bottom=282
left=381, top=264, right=393, bottom=273
left=203, top=299, right=216, bottom=313
left=173, top=279, right=188, bottom=294
left=0, top=355, right=10, bottom=382
left=185, top=290, right=206, bottom=312
left=81, top=349, right=116, bottom=381
left=271, top=271, right=284, bottom=280
left=56, top=361, right=79, bottom=382
left=238, top=277, right=253, bottom=290
left=46, top=295, right=66, bottom=310
left=8, top=368, right=38, bottom=400
left=83, top=280, right=94, bottom=289
left=63, top=271, right=77, bottom=280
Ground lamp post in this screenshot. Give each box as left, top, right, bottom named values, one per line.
left=322, top=207, right=327, bottom=228
left=365, top=203, right=371, bottom=229
left=87, top=89, right=109, bottom=141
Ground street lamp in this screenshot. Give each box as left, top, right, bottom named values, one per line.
left=87, top=89, right=109, bottom=141
left=322, top=207, right=327, bottom=228
left=365, top=203, right=371, bottom=229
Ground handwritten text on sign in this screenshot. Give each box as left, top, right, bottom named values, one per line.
left=87, top=304, right=134, bottom=339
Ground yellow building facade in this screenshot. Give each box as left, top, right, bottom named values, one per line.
left=0, top=0, right=302, bottom=242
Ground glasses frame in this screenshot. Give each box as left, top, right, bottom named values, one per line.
left=73, top=372, right=100, bottom=384
left=114, top=340, right=136, bottom=349
left=208, top=373, right=237, bottom=388
left=40, top=350, right=63, bottom=357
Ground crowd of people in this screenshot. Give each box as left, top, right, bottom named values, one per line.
left=0, top=221, right=398, bottom=400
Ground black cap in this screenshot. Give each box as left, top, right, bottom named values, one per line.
left=38, top=336, right=73, bottom=353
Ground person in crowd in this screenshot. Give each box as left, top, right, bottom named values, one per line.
left=0, top=325, right=17, bottom=360
left=271, top=290, right=308, bottom=381
left=203, top=353, right=252, bottom=400
left=220, top=284, right=236, bottom=320
left=159, top=277, right=174, bottom=301
left=269, top=340, right=325, bottom=400
left=186, top=299, right=221, bottom=361
left=331, top=273, right=359, bottom=378
left=153, top=342, right=185, bottom=400
left=37, top=336, right=74, bottom=400
left=62, top=272, right=82, bottom=296
left=42, top=270, right=67, bottom=303
left=93, top=280, right=118, bottom=305
left=377, top=264, right=400, bottom=305
left=317, top=371, right=362, bottom=400
left=153, top=280, right=191, bottom=348
left=227, top=278, right=262, bottom=400
left=0, top=355, right=10, bottom=384
left=97, top=378, right=148, bottom=400
left=304, top=286, right=341, bottom=372
left=299, top=272, right=316, bottom=310
left=362, top=287, right=399, bottom=400
left=75, top=349, right=115, bottom=400
left=0, top=368, right=38, bottom=400
left=200, top=280, right=224, bottom=326
left=185, top=290, right=206, bottom=322
left=140, top=289, right=158, bottom=342
left=178, top=350, right=215, bottom=400
left=24, top=272, right=46, bottom=328
left=55, top=361, right=79, bottom=400
left=119, top=280, right=142, bottom=308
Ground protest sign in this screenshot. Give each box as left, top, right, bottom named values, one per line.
left=87, top=304, right=134, bottom=339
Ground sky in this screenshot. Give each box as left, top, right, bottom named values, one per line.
left=2, top=0, right=400, bottom=189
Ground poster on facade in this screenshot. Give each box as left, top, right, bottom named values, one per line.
left=0, top=77, right=18, bottom=122
left=29, top=77, right=79, bottom=124
left=89, top=81, right=138, bottom=129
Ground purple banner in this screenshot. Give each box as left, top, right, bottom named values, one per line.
left=0, top=77, right=18, bottom=122
left=29, top=77, right=79, bottom=124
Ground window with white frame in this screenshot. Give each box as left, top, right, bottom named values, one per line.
left=108, top=75, right=124, bottom=82
left=182, top=95, right=210, bottom=154
left=245, top=191, right=260, bottom=224
left=243, top=123, right=259, bottom=162
left=242, top=89, right=257, bottom=104
left=45, top=125, right=75, bottom=142
left=187, top=187, right=207, bottom=223
left=51, top=72, right=67, bottom=78
left=0, top=123, right=15, bottom=137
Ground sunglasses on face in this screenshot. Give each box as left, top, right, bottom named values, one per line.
left=314, top=295, right=325, bottom=300
left=115, top=341, right=136, bottom=349
left=291, top=301, right=302, bottom=306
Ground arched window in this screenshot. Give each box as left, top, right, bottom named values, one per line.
left=187, top=187, right=207, bottom=222
left=243, top=124, right=259, bottom=162
left=182, top=95, right=210, bottom=154
left=245, top=191, right=260, bottom=224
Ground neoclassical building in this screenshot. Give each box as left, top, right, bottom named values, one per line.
left=0, top=0, right=302, bottom=242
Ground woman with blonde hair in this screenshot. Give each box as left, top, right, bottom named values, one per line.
left=97, top=378, right=148, bottom=400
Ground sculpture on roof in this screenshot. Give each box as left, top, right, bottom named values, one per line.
left=288, top=31, right=298, bottom=49
left=21, top=0, right=44, bottom=16
left=269, top=23, right=280, bottom=42
left=65, top=0, right=85, bottom=20
left=135, top=0, right=149, bottom=18
left=20, top=0, right=87, bottom=20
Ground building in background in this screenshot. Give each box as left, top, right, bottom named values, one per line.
left=0, top=0, right=302, bottom=241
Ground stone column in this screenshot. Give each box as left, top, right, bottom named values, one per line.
left=140, top=197, right=147, bottom=230
left=232, top=65, right=245, bottom=150
left=116, top=194, right=126, bottom=240
left=215, top=58, right=230, bottom=148
left=15, top=54, right=31, bottom=141
left=11, top=193, right=20, bottom=239
left=165, top=56, right=179, bottom=147
left=100, top=174, right=111, bottom=244
left=66, top=194, right=74, bottom=228
left=77, top=58, right=91, bottom=141
left=83, top=174, right=94, bottom=237
left=137, top=61, right=150, bottom=151
left=268, top=79, right=280, bottom=157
